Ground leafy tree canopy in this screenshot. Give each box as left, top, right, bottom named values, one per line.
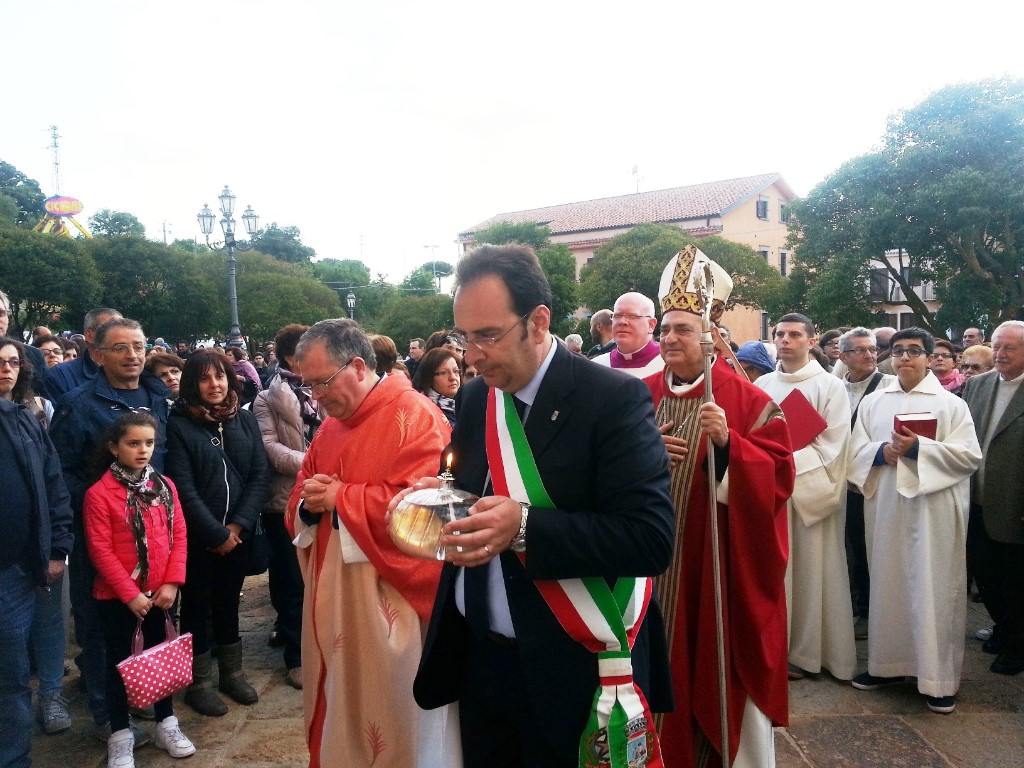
left=470, top=221, right=578, bottom=335
left=88, top=208, right=146, bottom=237
left=377, top=293, right=454, bottom=347
left=0, top=161, right=46, bottom=228
left=251, top=223, right=316, bottom=263
left=312, top=258, right=371, bottom=290
left=579, top=224, right=691, bottom=313
left=402, top=264, right=442, bottom=295
left=0, top=228, right=100, bottom=334
left=473, top=221, right=551, bottom=251
left=790, top=77, right=1024, bottom=333
left=169, top=238, right=207, bottom=253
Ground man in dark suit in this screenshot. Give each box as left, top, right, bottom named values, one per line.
left=400, top=244, right=674, bottom=768
left=962, top=320, right=1024, bottom=676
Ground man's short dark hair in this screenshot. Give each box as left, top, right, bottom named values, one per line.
left=84, top=308, right=122, bottom=333
left=776, top=313, right=815, bottom=337
left=296, top=318, right=376, bottom=370
left=890, top=327, right=935, bottom=355
left=410, top=338, right=424, bottom=348
left=94, top=317, right=142, bottom=347
left=274, top=324, right=310, bottom=372
left=455, top=244, right=552, bottom=316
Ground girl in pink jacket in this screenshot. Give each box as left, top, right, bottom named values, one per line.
left=84, top=412, right=194, bottom=767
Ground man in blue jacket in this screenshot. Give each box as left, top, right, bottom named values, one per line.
left=49, top=317, right=169, bottom=744
left=44, top=307, right=122, bottom=401
left=0, top=397, right=73, bottom=768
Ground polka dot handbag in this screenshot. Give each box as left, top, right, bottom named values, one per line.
left=116, top=610, right=194, bottom=709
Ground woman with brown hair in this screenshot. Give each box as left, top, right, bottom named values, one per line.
left=165, top=350, right=271, bottom=716
left=411, top=347, right=461, bottom=427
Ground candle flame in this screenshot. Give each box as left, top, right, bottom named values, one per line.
left=446, top=452, right=453, bottom=470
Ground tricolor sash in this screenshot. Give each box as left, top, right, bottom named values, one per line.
left=485, top=387, right=663, bottom=768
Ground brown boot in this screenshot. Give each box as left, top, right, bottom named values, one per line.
left=217, top=641, right=258, bottom=705
left=184, top=650, right=228, bottom=717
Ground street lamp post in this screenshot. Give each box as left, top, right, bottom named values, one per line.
left=346, top=291, right=356, bottom=320
left=197, top=185, right=259, bottom=344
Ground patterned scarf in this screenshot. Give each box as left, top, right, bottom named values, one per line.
left=183, top=388, right=240, bottom=423
left=109, top=462, right=176, bottom=587
left=281, top=368, right=322, bottom=444
left=426, top=388, right=457, bottom=425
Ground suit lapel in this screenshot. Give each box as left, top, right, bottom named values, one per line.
left=993, top=376, right=1024, bottom=438
left=523, top=342, right=575, bottom=460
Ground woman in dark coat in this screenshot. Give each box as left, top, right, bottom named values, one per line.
left=165, top=350, right=270, bottom=717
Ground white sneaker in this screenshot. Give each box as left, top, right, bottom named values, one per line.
left=107, top=728, right=135, bottom=768
left=155, top=715, right=196, bottom=758
left=976, top=626, right=995, bottom=640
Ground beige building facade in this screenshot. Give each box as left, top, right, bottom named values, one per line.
left=459, top=172, right=796, bottom=343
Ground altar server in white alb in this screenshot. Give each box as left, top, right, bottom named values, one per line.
left=754, top=312, right=857, bottom=681
left=847, top=327, right=981, bottom=714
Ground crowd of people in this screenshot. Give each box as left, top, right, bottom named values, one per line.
left=1, top=240, right=1022, bottom=768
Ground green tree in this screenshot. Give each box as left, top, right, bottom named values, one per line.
left=251, top=223, right=316, bottom=263
left=351, top=275, right=400, bottom=331
left=472, top=222, right=578, bottom=335
left=791, top=77, right=1024, bottom=333
left=0, top=228, right=101, bottom=334
left=312, top=258, right=371, bottom=290
left=169, top=238, right=207, bottom=254
left=86, top=236, right=213, bottom=338
left=377, top=293, right=454, bottom=347
left=579, top=224, right=691, bottom=312
left=88, top=208, right=146, bottom=237
left=0, top=193, right=21, bottom=228
left=473, top=221, right=550, bottom=251
left=237, top=272, right=341, bottom=343
left=401, top=264, right=440, bottom=295
left=0, top=161, right=46, bottom=228
left=684, top=236, right=789, bottom=317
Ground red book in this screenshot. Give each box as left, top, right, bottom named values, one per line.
left=778, top=389, right=829, bottom=451
left=894, top=412, right=937, bottom=440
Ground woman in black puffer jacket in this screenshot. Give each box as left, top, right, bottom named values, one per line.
left=165, top=349, right=270, bottom=717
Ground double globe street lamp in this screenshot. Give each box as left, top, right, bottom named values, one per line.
left=197, top=185, right=259, bottom=344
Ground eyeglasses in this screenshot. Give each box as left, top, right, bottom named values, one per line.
left=0, top=357, right=22, bottom=368
left=41, top=348, right=64, bottom=358
left=929, top=352, right=955, bottom=360
left=304, top=361, right=351, bottom=395
left=456, top=313, right=529, bottom=350
left=100, top=343, right=146, bottom=355
left=434, top=368, right=461, bottom=378
left=961, top=363, right=988, bottom=372
left=823, top=341, right=840, bottom=348
left=612, top=312, right=652, bottom=323
left=843, top=347, right=877, bottom=356
left=891, top=346, right=927, bottom=358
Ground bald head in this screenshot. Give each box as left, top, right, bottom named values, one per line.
left=611, top=292, right=658, bottom=355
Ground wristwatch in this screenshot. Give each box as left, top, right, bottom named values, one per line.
left=511, top=502, right=530, bottom=553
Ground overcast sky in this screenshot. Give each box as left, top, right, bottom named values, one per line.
left=4, top=0, right=1023, bottom=283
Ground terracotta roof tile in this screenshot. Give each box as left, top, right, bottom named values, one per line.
left=460, top=173, right=786, bottom=237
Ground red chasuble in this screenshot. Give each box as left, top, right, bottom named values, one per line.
left=644, top=357, right=794, bottom=768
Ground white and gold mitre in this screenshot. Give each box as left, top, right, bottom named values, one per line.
left=658, top=244, right=733, bottom=323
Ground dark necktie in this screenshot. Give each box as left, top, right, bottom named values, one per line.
left=465, top=393, right=527, bottom=640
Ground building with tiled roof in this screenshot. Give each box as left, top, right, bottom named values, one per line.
left=459, top=173, right=797, bottom=341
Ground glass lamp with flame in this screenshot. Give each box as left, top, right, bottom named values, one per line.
left=388, top=454, right=479, bottom=560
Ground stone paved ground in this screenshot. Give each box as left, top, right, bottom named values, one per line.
left=28, top=577, right=1024, bottom=767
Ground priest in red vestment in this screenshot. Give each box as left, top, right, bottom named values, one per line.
left=643, top=245, right=795, bottom=768
left=285, top=319, right=456, bottom=768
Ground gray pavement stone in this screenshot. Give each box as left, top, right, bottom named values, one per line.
left=25, top=574, right=1024, bottom=767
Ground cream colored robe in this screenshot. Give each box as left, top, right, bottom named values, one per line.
left=755, top=359, right=857, bottom=679
left=288, top=374, right=460, bottom=768
left=848, top=372, right=981, bottom=696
